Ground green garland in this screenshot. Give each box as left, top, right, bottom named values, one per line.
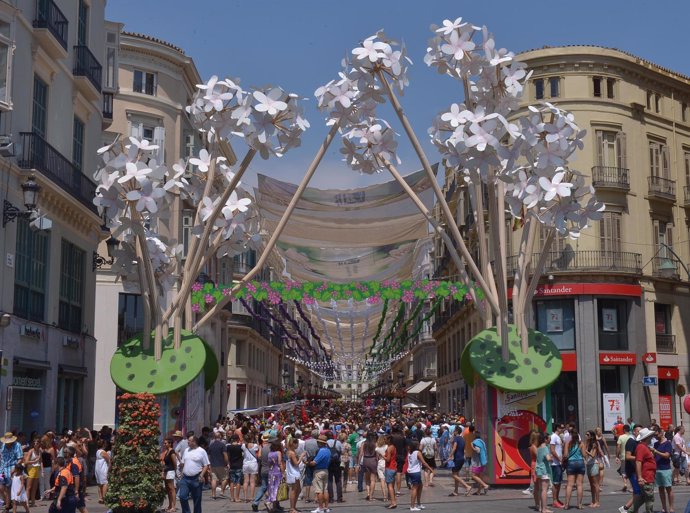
left=370, top=298, right=390, bottom=349
left=383, top=297, right=443, bottom=359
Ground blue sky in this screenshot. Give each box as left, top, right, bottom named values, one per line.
left=106, top=0, right=690, bottom=190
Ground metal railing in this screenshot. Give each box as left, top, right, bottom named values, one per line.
left=506, top=250, right=642, bottom=275
left=656, top=333, right=676, bottom=354
left=648, top=176, right=676, bottom=199
left=102, top=92, right=113, bottom=119
left=591, top=165, right=630, bottom=190
left=33, top=0, right=68, bottom=50
left=652, top=256, right=680, bottom=279
left=17, top=132, right=97, bottom=213
left=73, top=45, right=102, bottom=92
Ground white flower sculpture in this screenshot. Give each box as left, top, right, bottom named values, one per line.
left=94, top=77, right=308, bottom=360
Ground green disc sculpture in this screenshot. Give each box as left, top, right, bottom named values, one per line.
left=111, top=329, right=216, bottom=394
left=462, top=325, right=561, bottom=392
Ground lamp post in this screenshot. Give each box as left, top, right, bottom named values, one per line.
left=3, top=175, right=41, bottom=226
left=397, top=369, right=404, bottom=411
left=93, top=235, right=121, bottom=270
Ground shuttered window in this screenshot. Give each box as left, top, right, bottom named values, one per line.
left=59, top=239, right=85, bottom=333
left=599, top=212, right=622, bottom=254
left=595, top=130, right=626, bottom=168
left=649, top=141, right=670, bottom=178
left=14, top=218, right=48, bottom=322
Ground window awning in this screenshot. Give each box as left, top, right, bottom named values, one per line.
left=13, top=358, right=51, bottom=370
left=58, top=365, right=88, bottom=377
left=406, top=380, right=433, bottom=395
left=429, top=384, right=437, bottom=393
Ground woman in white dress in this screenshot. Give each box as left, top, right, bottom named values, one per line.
left=241, top=433, right=259, bottom=503
left=94, top=440, right=111, bottom=504
left=375, top=435, right=388, bottom=501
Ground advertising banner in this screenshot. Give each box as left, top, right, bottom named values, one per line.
left=602, top=393, right=625, bottom=431
left=659, top=395, right=673, bottom=430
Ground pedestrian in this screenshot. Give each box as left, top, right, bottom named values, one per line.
left=10, top=464, right=28, bottom=513
left=361, top=432, right=378, bottom=501
left=419, top=429, right=436, bottom=488
left=653, top=428, right=674, bottom=513
left=308, top=435, right=331, bottom=513
left=301, top=429, right=319, bottom=505
left=616, top=425, right=632, bottom=493
left=405, top=440, right=433, bottom=511
left=285, top=438, right=303, bottom=513
left=446, top=424, right=471, bottom=497
left=594, top=427, right=609, bottom=490
left=390, top=426, right=407, bottom=497
left=584, top=430, right=602, bottom=508
left=178, top=435, right=210, bottom=513
left=470, top=430, right=490, bottom=495
left=241, top=433, right=259, bottom=504
left=326, top=431, right=344, bottom=503
left=226, top=434, right=244, bottom=502
left=160, top=438, right=178, bottom=513
left=23, top=439, right=41, bottom=507
left=93, top=440, right=110, bottom=505
left=534, top=432, right=553, bottom=513
left=374, top=434, right=388, bottom=501
left=63, top=446, right=86, bottom=513
left=630, top=428, right=656, bottom=513
left=383, top=435, right=398, bottom=509
left=339, top=433, right=350, bottom=494
left=51, top=457, right=76, bottom=513
left=251, top=433, right=273, bottom=512
left=562, top=428, right=585, bottom=510
left=620, top=425, right=641, bottom=513
left=549, top=424, right=565, bottom=508
left=39, top=436, right=55, bottom=500
left=672, top=426, right=688, bottom=485
left=1, top=433, right=24, bottom=509
left=265, top=440, right=284, bottom=512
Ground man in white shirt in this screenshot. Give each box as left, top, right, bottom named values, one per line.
left=178, top=435, right=210, bottom=513
left=550, top=424, right=565, bottom=508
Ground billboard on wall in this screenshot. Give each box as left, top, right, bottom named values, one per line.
left=659, top=395, right=673, bottom=430
left=602, top=393, right=626, bottom=431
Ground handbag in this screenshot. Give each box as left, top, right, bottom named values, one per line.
left=277, top=479, right=288, bottom=502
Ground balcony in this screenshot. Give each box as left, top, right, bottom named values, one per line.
left=652, top=256, right=680, bottom=280
left=17, top=132, right=97, bottom=214
left=102, top=92, right=113, bottom=124
left=648, top=176, right=676, bottom=202
left=32, top=0, right=68, bottom=60
left=656, top=333, right=676, bottom=354
left=423, top=368, right=437, bottom=378
left=506, top=250, right=642, bottom=276
left=591, top=165, right=630, bottom=191
left=683, top=186, right=690, bottom=208
left=73, top=45, right=102, bottom=101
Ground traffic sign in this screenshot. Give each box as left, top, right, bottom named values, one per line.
left=642, top=376, right=658, bottom=386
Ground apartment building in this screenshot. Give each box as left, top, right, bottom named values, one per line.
left=0, top=0, right=109, bottom=433
left=433, top=45, right=690, bottom=431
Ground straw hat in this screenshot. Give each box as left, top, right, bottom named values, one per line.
left=1, top=432, right=16, bottom=444
left=172, top=430, right=184, bottom=438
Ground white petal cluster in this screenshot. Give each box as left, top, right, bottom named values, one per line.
left=426, top=18, right=604, bottom=239
left=315, top=32, right=411, bottom=173
left=186, top=76, right=308, bottom=160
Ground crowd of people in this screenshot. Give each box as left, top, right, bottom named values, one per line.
left=166, top=402, right=492, bottom=513
left=525, top=416, right=690, bottom=513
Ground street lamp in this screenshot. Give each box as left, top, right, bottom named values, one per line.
left=93, top=235, right=120, bottom=271
left=397, top=369, right=404, bottom=411
left=3, top=175, right=41, bottom=227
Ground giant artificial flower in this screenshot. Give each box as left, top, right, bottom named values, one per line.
left=440, top=30, right=475, bottom=61
left=253, top=88, right=288, bottom=116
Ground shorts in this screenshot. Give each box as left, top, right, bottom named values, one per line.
left=406, top=472, right=422, bottom=486
left=229, top=469, right=243, bottom=485
left=464, top=458, right=472, bottom=468
left=165, top=470, right=176, bottom=481
left=27, top=466, right=40, bottom=479
left=550, top=465, right=563, bottom=485
left=313, top=470, right=328, bottom=494
left=629, top=473, right=640, bottom=495
left=656, top=468, right=673, bottom=487
left=471, top=466, right=484, bottom=476
left=396, top=459, right=405, bottom=473
left=350, top=458, right=357, bottom=469
left=566, top=460, right=585, bottom=476
left=211, top=466, right=227, bottom=482
left=0, top=475, right=9, bottom=487
left=451, top=460, right=465, bottom=473
left=423, top=456, right=436, bottom=469
left=586, top=462, right=599, bottom=478
left=303, top=466, right=314, bottom=486
left=384, top=469, right=396, bottom=484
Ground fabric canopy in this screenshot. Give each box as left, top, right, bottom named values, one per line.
left=406, top=381, right=433, bottom=394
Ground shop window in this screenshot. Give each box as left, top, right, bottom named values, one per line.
left=13, top=217, right=49, bottom=322
left=598, top=299, right=629, bottom=350
left=117, top=293, right=144, bottom=346
left=56, top=375, right=83, bottom=433
left=600, top=366, right=631, bottom=427
left=59, top=240, right=85, bottom=333
left=550, top=371, right=578, bottom=425
left=535, top=299, right=575, bottom=350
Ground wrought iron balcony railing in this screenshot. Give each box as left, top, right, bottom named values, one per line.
left=683, top=185, right=690, bottom=207
left=506, top=250, right=642, bottom=276
left=73, top=45, right=102, bottom=92
left=17, top=132, right=97, bottom=214
left=648, top=176, right=676, bottom=200
left=591, top=165, right=630, bottom=190
left=33, top=0, right=68, bottom=50
left=656, top=333, right=676, bottom=354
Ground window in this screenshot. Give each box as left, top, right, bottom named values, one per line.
left=0, top=17, right=13, bottom=109
left=654, top=220, right=674, bottom=258
left=133, top=70, right=156, bottom=95
left=647, top=91, right=652, bottom=110
left=534, top=79, right=544, bottom=100
left=647, top=91, right=661, bottom=113
left=32, top=75, right=48, bottom=137
left=535, top=299, right=575, bottom=350
left=654, top=303, right=671, bottom=335
left=56, top=376, right=83, bottom=433
left=117, top=293, right=144, bottom=347
left=549, top=77, right=560, bottom=98
left=182, top=209, right=193, bottom=258
left=77, top=0, right=88, bottom=46
left=649, top=141, right=669, bottom=178
left=593, top=76, right=602, bottom=97
left=130, top=119, right=165, bottom=163
left=599, top=212, right=621, bottom=254
left=59, top=240, right=85, bottom=333
left=598, top=299, right=629, bottom=350
left=606, top=78, right=615, bottom=99
left=13, top=217, right=48, bottom=322
left=685, top=150, right=690, bottom=186
left=595, top=130, right=626, bottom=168
left=683, top=103, right=688, bottom=122
left=105, top=47, right=116, bottom=90
left=72, top=117, right=84, bottom=171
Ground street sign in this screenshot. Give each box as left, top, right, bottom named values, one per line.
left=642, top=376, right=658, bottom=386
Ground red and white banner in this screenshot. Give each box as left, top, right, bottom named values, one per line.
left=659, top=395, right=673, bottom=430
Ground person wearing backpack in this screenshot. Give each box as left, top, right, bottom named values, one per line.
left=326, top=432, right=344, bottom=503
left=419, top=429, right=437, bottom=488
